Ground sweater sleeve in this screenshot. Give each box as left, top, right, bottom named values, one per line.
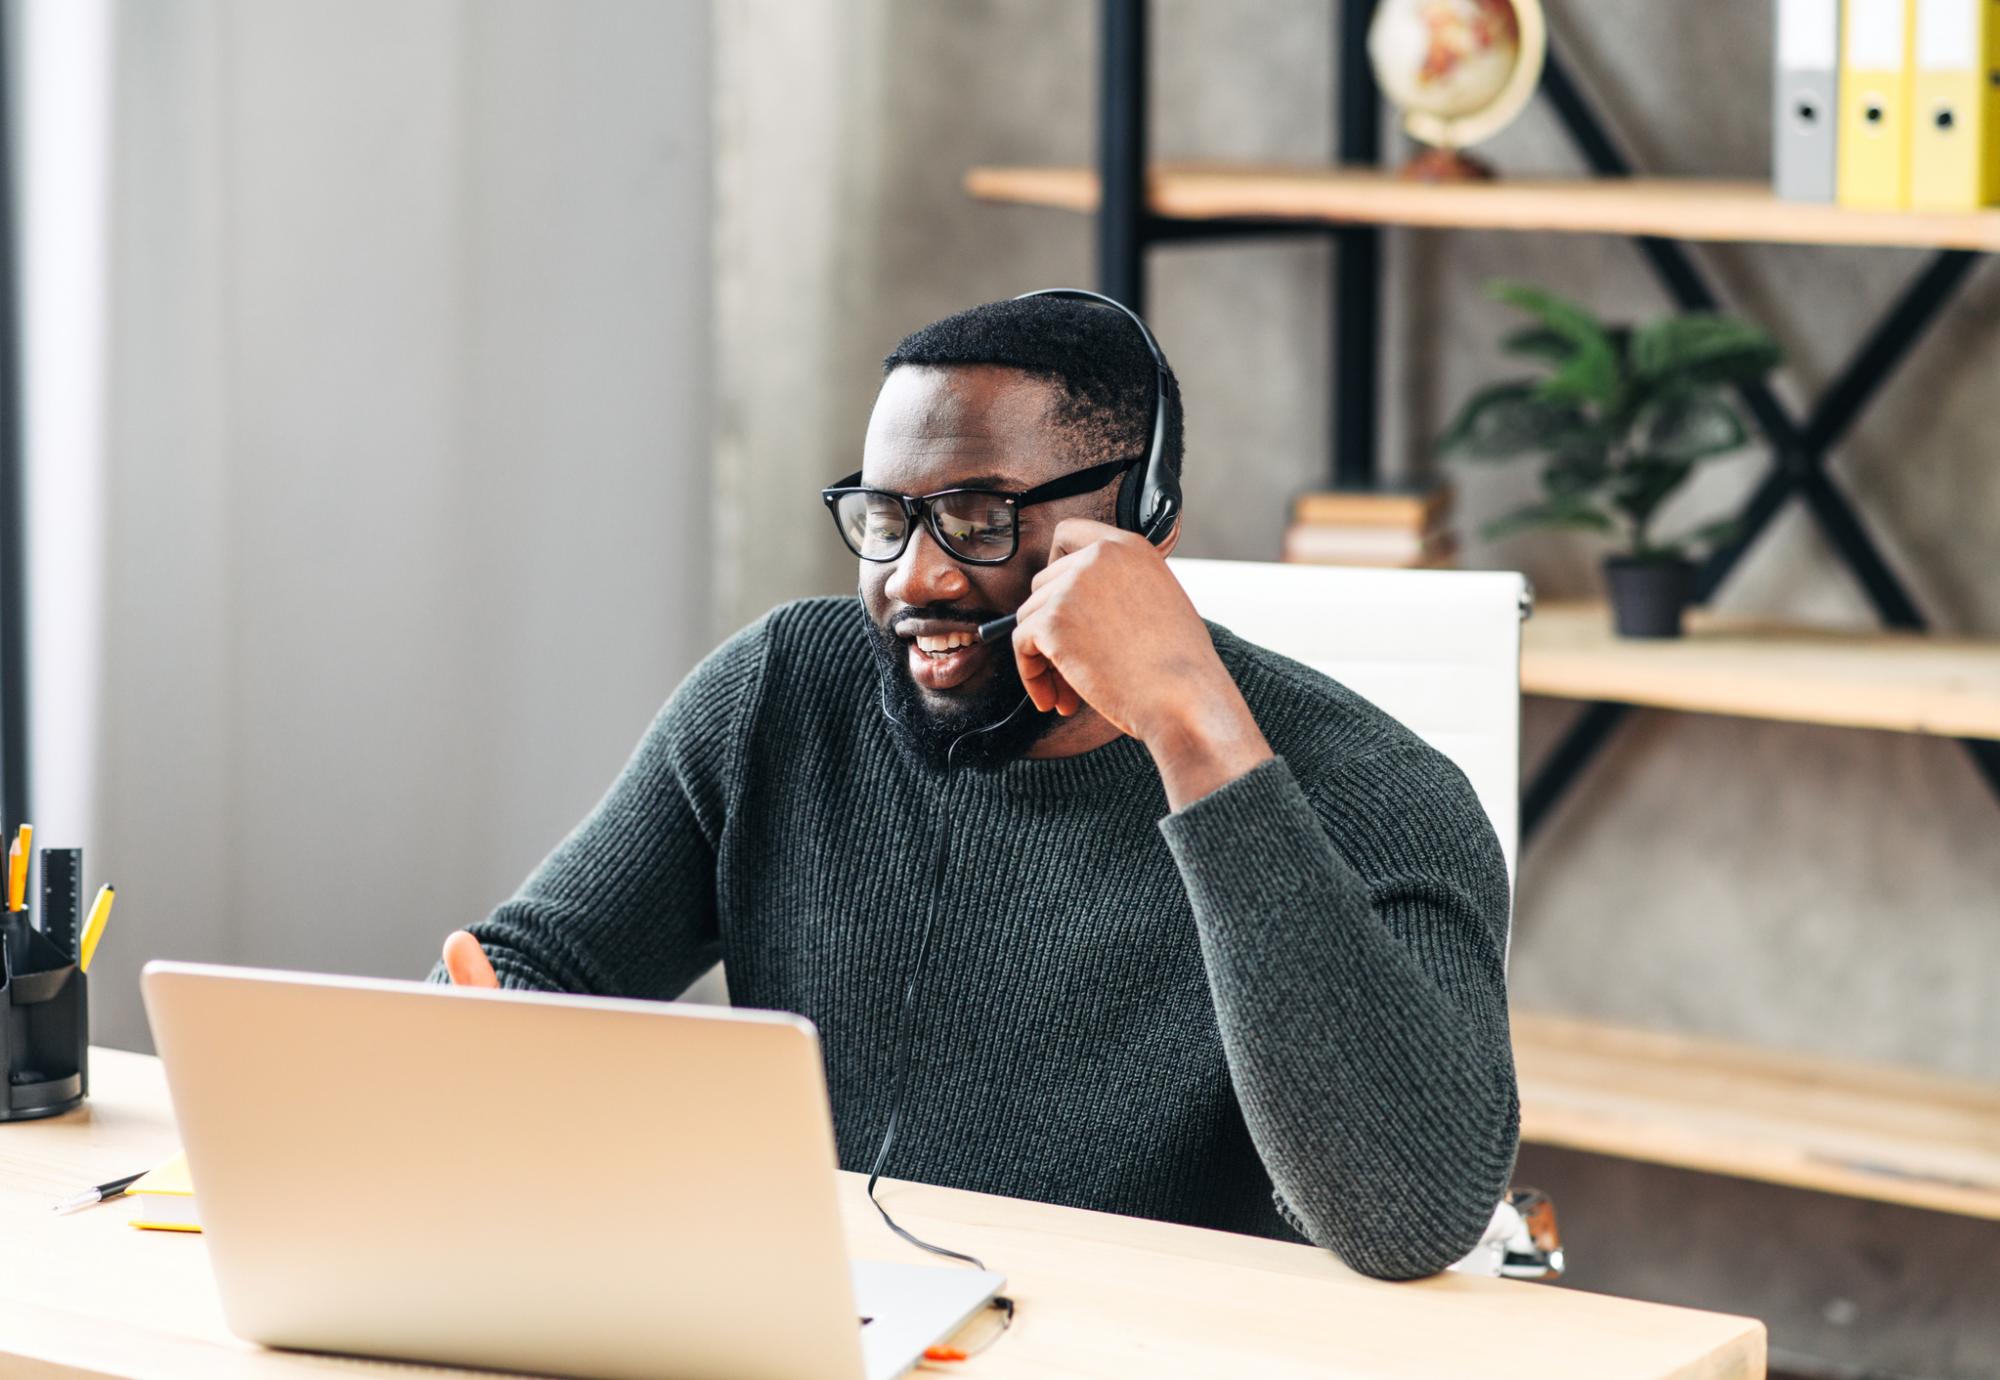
left=1155, top=750, right=1519, bottom=1280
left=423, top=616, right=770, bottom=998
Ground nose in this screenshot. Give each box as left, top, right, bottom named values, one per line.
left=883, top=520, right=971, bottom=608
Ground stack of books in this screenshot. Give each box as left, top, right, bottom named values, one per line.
left=1281, top=484, right=1457, bottom=569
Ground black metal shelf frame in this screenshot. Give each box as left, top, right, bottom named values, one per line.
left=0, top=14, right=28, bottom=830
left=1097, top=0, right=1383, bottom=489
left=1092, top=0, right=2000, bottom=841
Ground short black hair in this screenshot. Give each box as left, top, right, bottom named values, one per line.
left=882, top=295, right=1184, bottom=489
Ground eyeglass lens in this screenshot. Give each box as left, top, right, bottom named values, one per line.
left=834, top=490, right=1016, bottom=562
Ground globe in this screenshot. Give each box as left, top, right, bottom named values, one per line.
left=1366, top=0, right=1545, bottom=177
left=1369, top=0, right=1519, bottom=125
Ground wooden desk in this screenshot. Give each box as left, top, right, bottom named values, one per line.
left=0, top=1048, right=1765, bottom=1379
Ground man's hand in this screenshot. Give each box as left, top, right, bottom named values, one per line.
left=1009, top=518, right=1273, bottom=810
left=443, top=929, right=500, bottom=987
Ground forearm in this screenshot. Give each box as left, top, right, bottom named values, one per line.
left=1159, top=755, right=1518, bottom=1279
left=425, top=815, right=721, bottom=998
left=424, top=891, right=687, bottom=995
left=1144, top=675, right=1275, bottom=813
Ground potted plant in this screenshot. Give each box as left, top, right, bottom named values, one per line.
left=1438, top=281, right=1782, bottom=637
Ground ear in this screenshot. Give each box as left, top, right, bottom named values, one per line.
left=1155, top=514, right=1183, bottom=557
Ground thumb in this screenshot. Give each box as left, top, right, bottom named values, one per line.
left=443, top=929, right=500, bottom=988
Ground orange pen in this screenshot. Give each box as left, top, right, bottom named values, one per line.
left=6, top=824, right=30, bottom=912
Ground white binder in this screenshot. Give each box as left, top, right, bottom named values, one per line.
left=1776, top=0, right=1844, bottom=201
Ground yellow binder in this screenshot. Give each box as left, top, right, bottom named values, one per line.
left=1910, top=0, right=2000, bottom=208
left=1840, top=0, right=1918, bottom=207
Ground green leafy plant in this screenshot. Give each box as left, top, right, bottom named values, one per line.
left=1437, top=282, right=1782, bottom=562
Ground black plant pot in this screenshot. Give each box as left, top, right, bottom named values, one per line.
left=1603, top=556, right=1695, bottom=638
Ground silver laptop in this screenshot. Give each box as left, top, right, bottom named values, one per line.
left=140, top=961, right=1002, bottom=1380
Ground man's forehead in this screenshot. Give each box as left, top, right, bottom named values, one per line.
left=863, top=364, right=1070, bottom=490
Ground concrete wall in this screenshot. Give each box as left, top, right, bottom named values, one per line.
left=91, top=0, right=712, bottom=1049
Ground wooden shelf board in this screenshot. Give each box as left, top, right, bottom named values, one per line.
left=965, top=164, right=2000, bottom=252
left=1520, top=601, right=2000, bottom=741
left=1514, top=1011, right=2000, bottom=1220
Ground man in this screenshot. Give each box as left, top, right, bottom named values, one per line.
left=433, top=295, right=1518, bottom=1281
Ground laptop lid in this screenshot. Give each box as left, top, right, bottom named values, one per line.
left=141, top=960, right=868, bottom=1380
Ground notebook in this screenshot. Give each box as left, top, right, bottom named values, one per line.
left=126, top=1150, right=202, bottom=1232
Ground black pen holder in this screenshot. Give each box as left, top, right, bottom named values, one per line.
left=0, top=916, right=88, bottom=1121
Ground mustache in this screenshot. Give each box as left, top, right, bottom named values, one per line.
left=882, top=602, right=1008, bottom=636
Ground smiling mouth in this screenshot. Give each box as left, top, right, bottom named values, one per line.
left=900, top=628, right=993, bottom=691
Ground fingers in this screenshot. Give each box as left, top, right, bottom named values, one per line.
left=1012, top=576, right=1087, bottom=718
left=1016, top=520, right=1156, bottom=719
left=1010, top=585, right=1059, bottom=713
left=1044, top=515, right=1128, bottom=564
left=1053, top=672, right=1080, bottom=717
left=1020, top=660, right=1077, bottom=717
left=1012, top=616, right=1082, bottom=717
left=443, top=929, right=499, bottom=988
left=1018, top=638, right=1058, bottom=712
left=1033, top=522, right=1118, bottom=590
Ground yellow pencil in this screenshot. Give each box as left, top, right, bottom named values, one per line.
left=6, top=824, right=29, bottom=912
left=78, top=884, right=115, bottom=974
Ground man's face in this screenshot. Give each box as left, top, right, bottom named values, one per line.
left=859, top=364, right=1112, bottom=770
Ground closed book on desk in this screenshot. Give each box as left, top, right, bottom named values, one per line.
left=1776, top=0, right=1843, bottom=201
left=125, top=1150, right=201, bottom=1232
left=1910, top=0, right=2000, bottom=207
left=1282, top=527, right=1458, bottom=568
left=1840, top=0, right=1918, bottom=206
left=1291, top=484, right=1453, bottom=529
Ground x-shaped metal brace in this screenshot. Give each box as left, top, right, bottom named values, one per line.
left=1521, top=50, right=2000, bottom=844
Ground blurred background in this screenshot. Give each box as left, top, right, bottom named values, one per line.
left=3, top=2, right=1996, bottom=1375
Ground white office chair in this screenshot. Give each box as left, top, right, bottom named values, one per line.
left=1167, top=556, right=1560, bottom=1280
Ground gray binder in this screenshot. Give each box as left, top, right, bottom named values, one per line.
left=1776, top=0, right=1843, bottom=201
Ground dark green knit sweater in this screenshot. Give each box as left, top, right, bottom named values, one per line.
left=429, top=595, right=1519, bottom=1279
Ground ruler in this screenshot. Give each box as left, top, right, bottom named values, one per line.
left=40, top=848, right=81, bottom=961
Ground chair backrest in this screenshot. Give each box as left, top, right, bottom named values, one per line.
left=1168, top=558, right=1527, bottom=951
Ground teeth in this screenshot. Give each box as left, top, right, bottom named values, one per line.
left=914, top=631, right=975, bottom=653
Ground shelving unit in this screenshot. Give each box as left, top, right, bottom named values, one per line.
left=973, top=0, right=2000, bottom=1251
left=967, top=164, right=2000, bottom=252
left=1514, top=1013, right=2000, bottom=1222
left=1521, top=603, right=2000, bottom=740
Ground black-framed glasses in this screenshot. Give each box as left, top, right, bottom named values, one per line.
left=820, top=457, right=1139, bottom=564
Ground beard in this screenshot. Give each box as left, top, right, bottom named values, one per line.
left=862, top=594, right=1056, bottom=773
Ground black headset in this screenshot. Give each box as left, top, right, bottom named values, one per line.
left=1012, top=286, right=1181, bottom=544
left=865, top=288, right=1180, bottom=1272
left=972, top=288, right=1180, bottom=648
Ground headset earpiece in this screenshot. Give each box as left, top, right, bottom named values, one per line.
left=1115, top=462, right=1144, bottom=534
left=1120, top=466, right=1179, bottom=543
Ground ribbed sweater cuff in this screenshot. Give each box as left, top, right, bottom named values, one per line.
left=1156, top=754, right=1367, bottom=923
